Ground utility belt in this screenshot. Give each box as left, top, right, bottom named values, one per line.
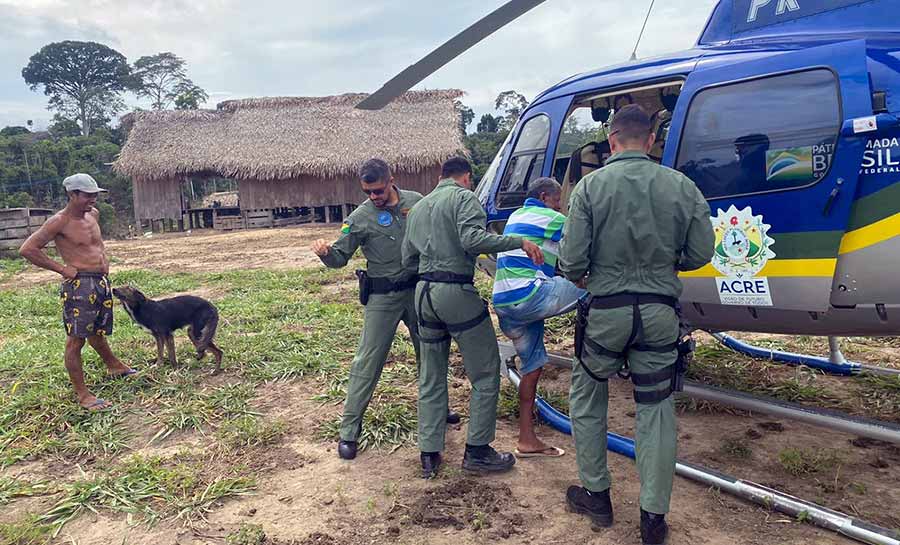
left=355, top=270, right=418, bottom=305
left=419, top=271, right=474, bottom=284
left=415, top=270, right=487, bottom=344
left=574, top=292, right=693, bottom=405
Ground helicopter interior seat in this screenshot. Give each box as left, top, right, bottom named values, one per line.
left=560, top=140, right=611, bottom=214
left=649, top=109, right=672, bottom=162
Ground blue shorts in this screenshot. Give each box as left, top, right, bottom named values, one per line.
left=495, top=277, right=587, bottom=375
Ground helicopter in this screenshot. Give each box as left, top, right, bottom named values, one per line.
left=358, top=0, right=900, bottom=338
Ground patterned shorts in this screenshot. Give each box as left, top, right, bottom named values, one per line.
left=60, top=273, right=114, bottom=338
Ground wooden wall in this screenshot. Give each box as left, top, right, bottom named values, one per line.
left=0, top=208, right=53, bottom=250
left=133, top=177, right=184, bottom=221
left=238, top=166, right=442, bottom=209
left=132, top=165, right=443, bottom=223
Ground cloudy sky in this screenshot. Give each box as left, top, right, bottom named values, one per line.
left=0, top=0, right=718, bottom=130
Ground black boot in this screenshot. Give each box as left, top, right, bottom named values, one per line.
left=462, top=444, right=516, bottom=473
left=421, top=452, right=442, bottom=479
left=566, top=486, right=613, bottom=529
left=337, top=440, right=358, bottom=460
left=640, top=508, right=668, bottom=545
left=446, top=409, right=461, bottom=424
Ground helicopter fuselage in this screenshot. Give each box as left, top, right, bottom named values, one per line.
left=477, top=0, right=900, bottom=335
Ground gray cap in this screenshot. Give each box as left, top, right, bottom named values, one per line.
left=63, top=173, right=107, bottom=193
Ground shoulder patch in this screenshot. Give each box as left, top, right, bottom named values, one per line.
left=340, top=221, right=351, bottom=234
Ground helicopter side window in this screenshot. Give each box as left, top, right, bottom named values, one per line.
left=496, top=114, right=551, bottom=209
left=676, top=69, right=840, bottom=200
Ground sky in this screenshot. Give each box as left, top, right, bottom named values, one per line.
left=0, top=0, right=719, bottom=131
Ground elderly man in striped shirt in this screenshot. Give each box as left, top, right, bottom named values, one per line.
left=493, top=177, right=586, bottom=458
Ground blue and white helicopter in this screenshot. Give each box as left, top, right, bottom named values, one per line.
left=360, top=0, right=900, bottom=340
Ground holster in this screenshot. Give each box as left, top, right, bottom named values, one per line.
left=355, top=269, right=370, bottom=306
left=574, top=296, right=589, bottom=360
left=672, top=334, right=695, bottom=393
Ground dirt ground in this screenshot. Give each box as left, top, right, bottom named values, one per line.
left=3, top=225, right=899, bottom=545
left=2, top=225, right=337, bottom=289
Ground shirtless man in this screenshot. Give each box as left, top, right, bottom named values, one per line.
left=20, top=173, right=135, bottom=411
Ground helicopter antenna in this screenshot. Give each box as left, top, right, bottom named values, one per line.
left=630, top=0, right=656, bottom=61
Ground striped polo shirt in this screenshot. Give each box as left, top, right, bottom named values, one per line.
left=492, top=198, right=566, bottom=307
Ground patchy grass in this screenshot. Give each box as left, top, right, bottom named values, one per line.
left=851, top=374, right=900, bottom=421
left=38, top=454, right=255, bottom=532
left=0, top=477, right=50, bottom=505
left=317, top=399, right=417, bottom=452
left=719, top=436, right=752, bottom=459
left=227, top=523, right=267, bottom=545
left=0, top=257, right=27, bottom=283
left=0, top=516, right=54, bottom=545
left=778, top=448, right=842, bottom=477
left=216, top=415, right=286, bottom=450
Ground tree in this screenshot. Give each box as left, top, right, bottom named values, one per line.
left=133, top=52, right=207, bottom=110
left=455, top=100, right=475, bottom=135
left=173, top=83, right=209, bottom=110
left=0, top=127, right=30, bottom=137
left=495, top=90, right=529, bottom=131
left=477, top=114, right=500, bottom=134
left=22, top=41, right=133, bottom=137
left=48, top=115, right=83, bottom=139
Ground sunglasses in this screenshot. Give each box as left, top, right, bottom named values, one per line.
left=362, top=187, right=386, bottom=196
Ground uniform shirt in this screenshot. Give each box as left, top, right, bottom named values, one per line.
left=319, top=188, right=421, bottom=281
left=492, top=198, right=565, bottom=307
left=402, top=178, right=523, bottom=277
left=559, top=151, right=714, bottom=298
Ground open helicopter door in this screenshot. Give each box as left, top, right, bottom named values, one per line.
left=664, top=39, right=872, bottom=312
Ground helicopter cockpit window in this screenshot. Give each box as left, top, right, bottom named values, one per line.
left=676, top=69, right=840, bottom=200
left=475, top=130, right=514, bottom=205
left=496, top=114, right=551, bottom=209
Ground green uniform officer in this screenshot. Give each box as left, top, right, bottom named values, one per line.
left=559, top=105, right=714, bottom=545
left=313, top=158, right=458, bottom=461
left=402, top=156, right=545, bottom=479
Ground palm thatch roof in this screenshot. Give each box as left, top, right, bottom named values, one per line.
left=114, top=90, right=465, bottom=181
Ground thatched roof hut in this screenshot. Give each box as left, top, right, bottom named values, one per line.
left=115, top=90, right=465, bottom=223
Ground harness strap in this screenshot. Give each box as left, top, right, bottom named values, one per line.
left=633, top=386, right=674, bottom=405
left=416, top=280, right=489, bottom=336
left=590, top=293, right=677, bottom=310
left=419, top=334, right=452, bottom=344
left=420, top=271, right=474, bottom=284
left=632, top=342, right=678, bottom=353
left=630, top=364, right=677, bottom=386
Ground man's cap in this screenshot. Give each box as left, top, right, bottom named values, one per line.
left=63, top=173, right=107, bottom=193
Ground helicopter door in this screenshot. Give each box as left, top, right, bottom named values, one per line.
left=666, top=39, right=872, bottom=312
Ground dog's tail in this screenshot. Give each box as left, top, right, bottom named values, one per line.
left=197, top=307, right=219, bottom=354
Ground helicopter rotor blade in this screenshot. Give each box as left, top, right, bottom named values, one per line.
left=355, top=0, right=547, bottom=110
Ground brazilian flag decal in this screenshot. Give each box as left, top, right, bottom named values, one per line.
left=341, top=222, right=351, bottom=234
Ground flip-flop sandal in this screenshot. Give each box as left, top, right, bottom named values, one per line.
left=81, top=398, right=112, bottom=412
left=514, top=446, right=565, bottom=458
left=110, top=368, right=140, bottom=379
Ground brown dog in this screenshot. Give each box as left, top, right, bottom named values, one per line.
left=112, top=286, right=224, bottom=374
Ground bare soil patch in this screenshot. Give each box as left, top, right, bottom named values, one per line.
left=3, top=224, right=340, bottom=289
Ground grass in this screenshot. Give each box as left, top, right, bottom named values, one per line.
left=316, top=399, right=418, bottom=451
left=778, top=447, right=842, bottom=477
left=227, top=523, right=267, bottom=545
left=0, top=517, right=54, bottom=545
left=0, top=257, right=27, bottom=283
left=0, top=265, right=370, bottom=535
left=38, top=454, right=256, bottom=532
left=0, top=477, right=50, bottom=505
left=216, top=415, right=286, bottom=450
left=719, top=436, right=752, bottom=459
